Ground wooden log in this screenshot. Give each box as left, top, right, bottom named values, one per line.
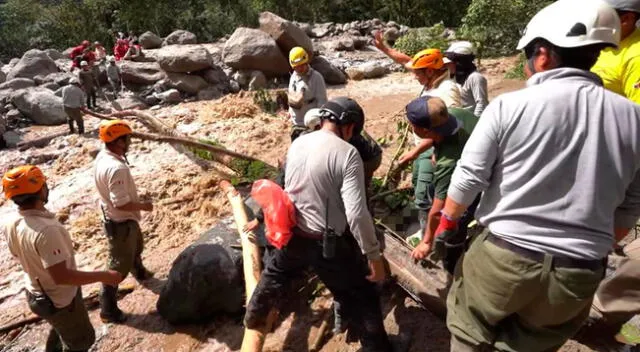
left=309, top=305, right=333, bottom=352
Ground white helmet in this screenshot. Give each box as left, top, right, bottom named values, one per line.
left=304, top=108, right=322, bottom=130
left=517, top=0, right=621, bottom=50
left=446, top=41, right=475, bottom=56
left=80, top=60, right=89, bottom=67
left=602, top=0, right=640, bottom=13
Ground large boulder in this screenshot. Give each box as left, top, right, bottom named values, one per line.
left=311, top=23, right=334, bottom=38
left=156, top=45, right=213, bottom=73
left=156, top=218, right=245, bottom=324
left=248, top=70, right=267, bottom=90
left=0, top=78, right=35, bottom=91
left=44, top=72, right=75, bottom=87
left=311, top=56, right=346, bottom=85
left=202, top=66, right=229, bottom=86
left=222, top=28, right=289, bottom=77
left=7, top=49, right=59, bottom=81
left=164, top=72, right=208, bottom=94
left=44, top=49, right=64, bottom=61
left=0, top=71, right=7, bottom=85
left=11, top=88, right=66, bottom=125
left=119, top=61, right=166, bottom=85
left=112, top=96, right=148, bottom=110
left=259, top=12, right=313, bottom=57
left=154, top=89, right=182, bottom=104
left=139, top=31, right=163, bottom=49
left=162, top=30, right=198, bottom=46
left=345, top=62, right=390, bottom=81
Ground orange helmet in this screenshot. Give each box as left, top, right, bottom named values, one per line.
left=99, top=120, right=133, bottom=143
left=2, top=165, right=46, bottom=200
left=405, top=49, right=445, bottom=70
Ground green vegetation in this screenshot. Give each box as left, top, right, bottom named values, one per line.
left=393, top=23, right=448, bottom=57
left=253, top=89, right=278, bottom=114
left=0, top=0, right=555, bottom=60
left=505, top=55, right=526, bottom=80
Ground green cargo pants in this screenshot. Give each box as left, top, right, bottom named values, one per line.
left=411, top=148, right=434, bottom=230
left=30, top=289, right=95, bottom=352
left=105, top=219, right=144, bottom=277
left=447, top=231, right=605, bottom=352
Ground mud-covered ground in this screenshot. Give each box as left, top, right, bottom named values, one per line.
left=0, top=56, right=597, bottom=351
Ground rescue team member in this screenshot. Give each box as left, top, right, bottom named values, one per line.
left=592, top=0, right=640, bottom=102
left=434, top=1, right=640, bottom=350
left=244, top=99, right=392, bottom=352
left=61, top=77, right=88, bottom=135
left=374, top=47, right=461, bottom=245
left=405, top=96, right=479, bottom=275
left=3, top=165, right=122, bottom=352
left=94, top=120, right=154, bottom=323
left=287, top=46, right=327, bottom=142
left=444, top=41, right=489, bottom=117
left=70, top=40, right=90, bottom=70
left=78, top=61, right=97, bottom=110
left=106, top=56, right=123, bottom=99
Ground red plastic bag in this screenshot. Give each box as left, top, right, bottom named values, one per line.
left=251, top=179, right=297, bottom=249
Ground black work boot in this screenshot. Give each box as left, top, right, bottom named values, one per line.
left=132, top=257, right=154, bottom=281
left=99, top=284, right=126, bottom=323
left=68, top=120, right=75, bottom=135
left=333, top=301, right=347, bottom=334
left=45, top=327, right=63, bottom=352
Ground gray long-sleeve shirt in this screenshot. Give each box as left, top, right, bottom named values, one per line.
left=449, top=68, right=640, bottom=260
left=284, top=129, right=381, bottom=260
left=460, top=71, right=488, bottom=117
left=288, top=68, right=328, bottom=127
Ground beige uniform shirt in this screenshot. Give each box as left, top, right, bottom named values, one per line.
left=94, top=149, right=141, bottom=222
left=413, top=71, right=461, bottom=146
left=4, top=209, right=78, bottom=308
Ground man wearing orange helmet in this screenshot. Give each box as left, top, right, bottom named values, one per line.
left=2, top=165, right=123, bottom=351
left=94, top=120, right=154, bottom=323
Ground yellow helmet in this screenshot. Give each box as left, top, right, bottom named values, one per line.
left=289, top=47, right=309, bottom=68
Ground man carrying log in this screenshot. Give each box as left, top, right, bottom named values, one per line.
left=2, top=165, right=123, bottom=351
left=244, top=97, right=392, bottom=352
left=432, top=1, right=640, bottom=350
left=94, top=120, right=154, bottom=323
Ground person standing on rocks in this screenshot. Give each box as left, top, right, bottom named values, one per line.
left=94, top=41, right=107, bottom=63
left=94, top=120, right=155, bottom=323
left=444, top=41, right=489, bottom=117
left=106, top=56, right=122, bottom=98
left=123, top=40, right=144, bottom=61
left=70, top=40, right=91, bottom=71
left=244, top=97, right=392, bottom=352
left=2, top=165, right=123, bottom=352
left=433, top=1, right=640, bottom=350
left=61, top=77, right=88, bottom=135
left=78, top=61, right=97, bottom=110
left=288, top=46, right=327, bottom=142
left=114, top=39, right=129, bottom=62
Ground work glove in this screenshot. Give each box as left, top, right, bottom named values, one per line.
left=430, top=212, right=459, bottom=262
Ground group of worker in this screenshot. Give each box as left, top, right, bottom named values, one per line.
left=3, top=120, right=153, bottom=351
left=4, top=0, right=640, bottom=350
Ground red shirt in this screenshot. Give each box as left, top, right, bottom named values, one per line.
left=69, top=45, right=85, bottom=59
left=114, top=42, right=129, bottom=61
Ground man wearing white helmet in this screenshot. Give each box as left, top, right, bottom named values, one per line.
left=106, top=56, right=122, bottom=98
left=430, top=1, right=640, bottom=350
left=61, top=77, right=88, bottom=135
left=592, top=0, right=640, bottom=103
left=444, top=41, right=489, bottom=117
left=77, top=60, right=97, bottom=110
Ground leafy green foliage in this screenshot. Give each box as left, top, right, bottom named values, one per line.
left=393, top=23, right=448, bottom=57
left=253, top=89, right=278, bottom=114
left=505, top=54, right=526, bottom=80
left=459, top=0, right=555, bottom=57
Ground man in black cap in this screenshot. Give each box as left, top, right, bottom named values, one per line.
left=406, top=96, right=479, bottom=275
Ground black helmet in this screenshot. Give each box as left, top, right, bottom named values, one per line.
left=319, top=97, right=365, bottom=135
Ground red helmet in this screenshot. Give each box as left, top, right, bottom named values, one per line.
left=81, top=40, right=90, bottom=47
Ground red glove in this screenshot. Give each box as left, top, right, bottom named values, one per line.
left=435, top=212, right=458, bottom=238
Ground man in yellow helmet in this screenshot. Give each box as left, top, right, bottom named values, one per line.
left=3, top=165, right=122, bottom=351
left=288, top=46, right=327, bottom=142
left=592, top=0, right=640, bottom=103
left=94, top=120, right=154, bottom=323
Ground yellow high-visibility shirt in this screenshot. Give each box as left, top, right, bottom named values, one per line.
left=592, top=29, right=640, bottom=104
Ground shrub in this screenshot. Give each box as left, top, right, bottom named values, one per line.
left=505, top=54, right=526, bottom=80
left=393, top=23, right=448, bottom=57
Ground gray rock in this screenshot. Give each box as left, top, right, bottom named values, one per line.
left=62, top=47, right=74, bottom=58
left=144, top=95, right=161, bottom=106
left=248, top=71, right=267, bottom=90
left=202, top=66, right=229, bottom=86
left=3, top=131, right=21, bottom=148
left=353, top=36, right=370, bottom=50
left=311, top=56, right=346, bottom=85
left=33, top=75, right=46, bottom=85
left=229, top=80, right=241, bottom=93
left=197, top=87, right=222, bottom=101
left=139, top=31, right=163, bottom=49
left=259, top=11, right=313, bottom=57
left=345, top=62, right=390, bottom=80
left=8, top=58, right=19, bottom=67
left=385, top=27, right=401, bottom=43
left=5, top=104, right=14, bottom=112
left=113, top=96, right=148, bottom=110
left=311, top=23, right=333, bottom=38
left=0, top=71, right=6, bottom=85
left=156, top=45, right=213, bottom=73
left=343, top=23, right=351, bottom=32
left=41, top=82, right=60, bottom=91
left=119, top=61, right=166, bottom=85
left=162, top=30, right=198, bottom=46
left=387, top=21, right=399, bottom=28
left=156, top=218, right=248, bottom=324
left=11, top=88, right=66, bottom=125
left=232, top=70, right=251, bottom=88
left=333, top=36, right=355, bottom=51
left=297, top=22, right=313, bottom=37
left=223, top=28, right=290, bottom=77
left=6, top=109, right=22, bottom=121
left=372, top=18, right=383, bottom=27
left=0, top=78, right=35, bottom=91
left=44, top=49, right=64, bottom=61
left=154, top=88, right=182, bottom=104
left=165, top=72, right=208, bottom=94
left=7, top=49, right=59, bottom=81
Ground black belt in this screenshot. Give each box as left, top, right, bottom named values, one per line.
left=293, top=227, right=323, bottom=240
left=486, top=233, right=605, bottom=271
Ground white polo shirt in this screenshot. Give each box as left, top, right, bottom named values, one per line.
left=5, top=209, right=78, bottom=308
left=94, top=149, right=141, bottom=222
